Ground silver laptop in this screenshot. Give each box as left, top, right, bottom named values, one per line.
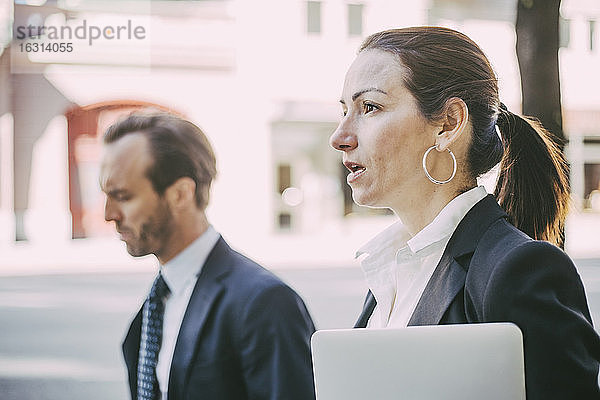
left=311, top=323, right=525, bottom=400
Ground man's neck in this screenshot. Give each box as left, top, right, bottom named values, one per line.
left=157, top=212, right=210, bottom=264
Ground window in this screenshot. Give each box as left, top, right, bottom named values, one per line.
left=585, top=163, right=600, bottom=210
left=307, top=1, right=321, bottom=34
left=590, top=20, right=596, bottom=52
left=278, top=213, right=292, bottom=230
left=559, top=17, right=570, bottom=49
left=348, top=4, right=363, bottom=36
left=278, top=164, right=291, bottom=194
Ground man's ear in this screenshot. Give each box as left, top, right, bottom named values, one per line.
left=435, top=97, right=469, bottom=151
left=165, top=177, right=196, bottom=210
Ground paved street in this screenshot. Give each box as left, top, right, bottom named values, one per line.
left=1, top=259, right=599, bottom=400
left=0, top=266, right=368, bottom=400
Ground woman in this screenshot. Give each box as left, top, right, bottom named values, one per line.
left=330, top=27, right=600, bottom=399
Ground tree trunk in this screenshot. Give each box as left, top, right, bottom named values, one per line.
left=516, top=0, right=563, bottom=144
left=515, top=0, right=565, bottom=248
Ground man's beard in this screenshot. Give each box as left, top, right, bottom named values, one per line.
left=125, top=200, right=174, bottom=258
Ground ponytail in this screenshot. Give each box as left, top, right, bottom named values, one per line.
left=494, top=105, right=570, bottom=246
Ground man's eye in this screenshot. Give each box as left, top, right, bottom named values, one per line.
left=363, top=102, right=378, bottom=114
left=115, top=194, right=131, bottom=202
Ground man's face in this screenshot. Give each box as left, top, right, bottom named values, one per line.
left=100, top=133, right=174, bottom=259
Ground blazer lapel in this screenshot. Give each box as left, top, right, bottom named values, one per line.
left=354, top=291, right=377, bottom=328
left=408, top=253, right=466, bottom=325
left=409, top=195, right=508, bottom=326
left=168, top=237, right=232, bottom=397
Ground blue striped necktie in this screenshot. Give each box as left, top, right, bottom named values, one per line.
left=137, top=274, right=170, bottom=400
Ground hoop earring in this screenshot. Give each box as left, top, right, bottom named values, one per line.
left=422, top=145, right=457, bottom=185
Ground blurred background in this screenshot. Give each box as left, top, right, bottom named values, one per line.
left=0, top=0, right=599, bottom=398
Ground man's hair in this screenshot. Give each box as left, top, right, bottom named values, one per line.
left=104, top=111, right=217, bottom=210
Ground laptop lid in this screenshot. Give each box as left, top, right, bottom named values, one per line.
left=311, top=323, right=525, bottom=400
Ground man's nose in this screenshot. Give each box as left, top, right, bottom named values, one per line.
left=104, top=198, right=120, bottom=222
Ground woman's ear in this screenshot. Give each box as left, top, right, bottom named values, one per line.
left=435, top=97, right=469, bottom=151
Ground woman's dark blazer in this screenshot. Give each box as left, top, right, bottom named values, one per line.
left=355, top=195, right=600, bottom=399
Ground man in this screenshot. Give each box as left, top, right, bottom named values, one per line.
left=100, top=111, right=316, bottom=400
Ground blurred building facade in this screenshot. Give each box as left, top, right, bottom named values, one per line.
left=0, top=0, right=599, bottom=262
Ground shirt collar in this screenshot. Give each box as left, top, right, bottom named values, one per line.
left=356, top=186, right=487, bottom=266
left=356, top=220, right=410, bottom=260
left=406, top=186, right=487, bottom=254
left=159, top=225, right=220, bottom=296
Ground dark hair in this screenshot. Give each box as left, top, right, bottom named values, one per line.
left=360, top=27, right=569, bottom=245
left=104, top=111, right=217, bottom=210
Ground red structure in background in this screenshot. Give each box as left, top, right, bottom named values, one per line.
left=65, top=101, right=182, bottom=239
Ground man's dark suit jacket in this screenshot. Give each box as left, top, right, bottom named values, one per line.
left=122, top=237, right=316, bottom=400
left=355, top=195, right=600, bottom=400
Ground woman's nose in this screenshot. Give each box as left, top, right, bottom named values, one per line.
left=329, top=121, right=357, bottom=151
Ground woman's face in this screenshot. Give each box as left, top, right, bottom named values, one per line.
left=330, top=49, right=440, bottom=212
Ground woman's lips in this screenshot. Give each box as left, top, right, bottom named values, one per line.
left=344, top=161, right=366, bottom=184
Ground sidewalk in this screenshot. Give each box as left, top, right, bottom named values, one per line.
left=0, top=238, right=154, bottom=276
left=564, top=211, right=600, bottom=260
left=0, top=232, right=363, bottom=276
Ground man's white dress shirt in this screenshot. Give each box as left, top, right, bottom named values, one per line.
left=357, top=186, right=487, bottom=328
left=154, top=225, right=220, bottom=400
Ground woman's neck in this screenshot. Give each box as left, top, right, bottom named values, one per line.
left=391, top=183, right=476, bottom=236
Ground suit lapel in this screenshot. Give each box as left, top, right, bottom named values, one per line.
left=168, top=237, right=232, bottom=397
left=408, top=194, right=507, bottom=326
left=122, top=306, right=143, bottom=399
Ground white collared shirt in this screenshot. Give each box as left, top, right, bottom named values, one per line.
left=155, top=225, right=221, bottom=400
left=357, top=186, right=487, bottom=328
